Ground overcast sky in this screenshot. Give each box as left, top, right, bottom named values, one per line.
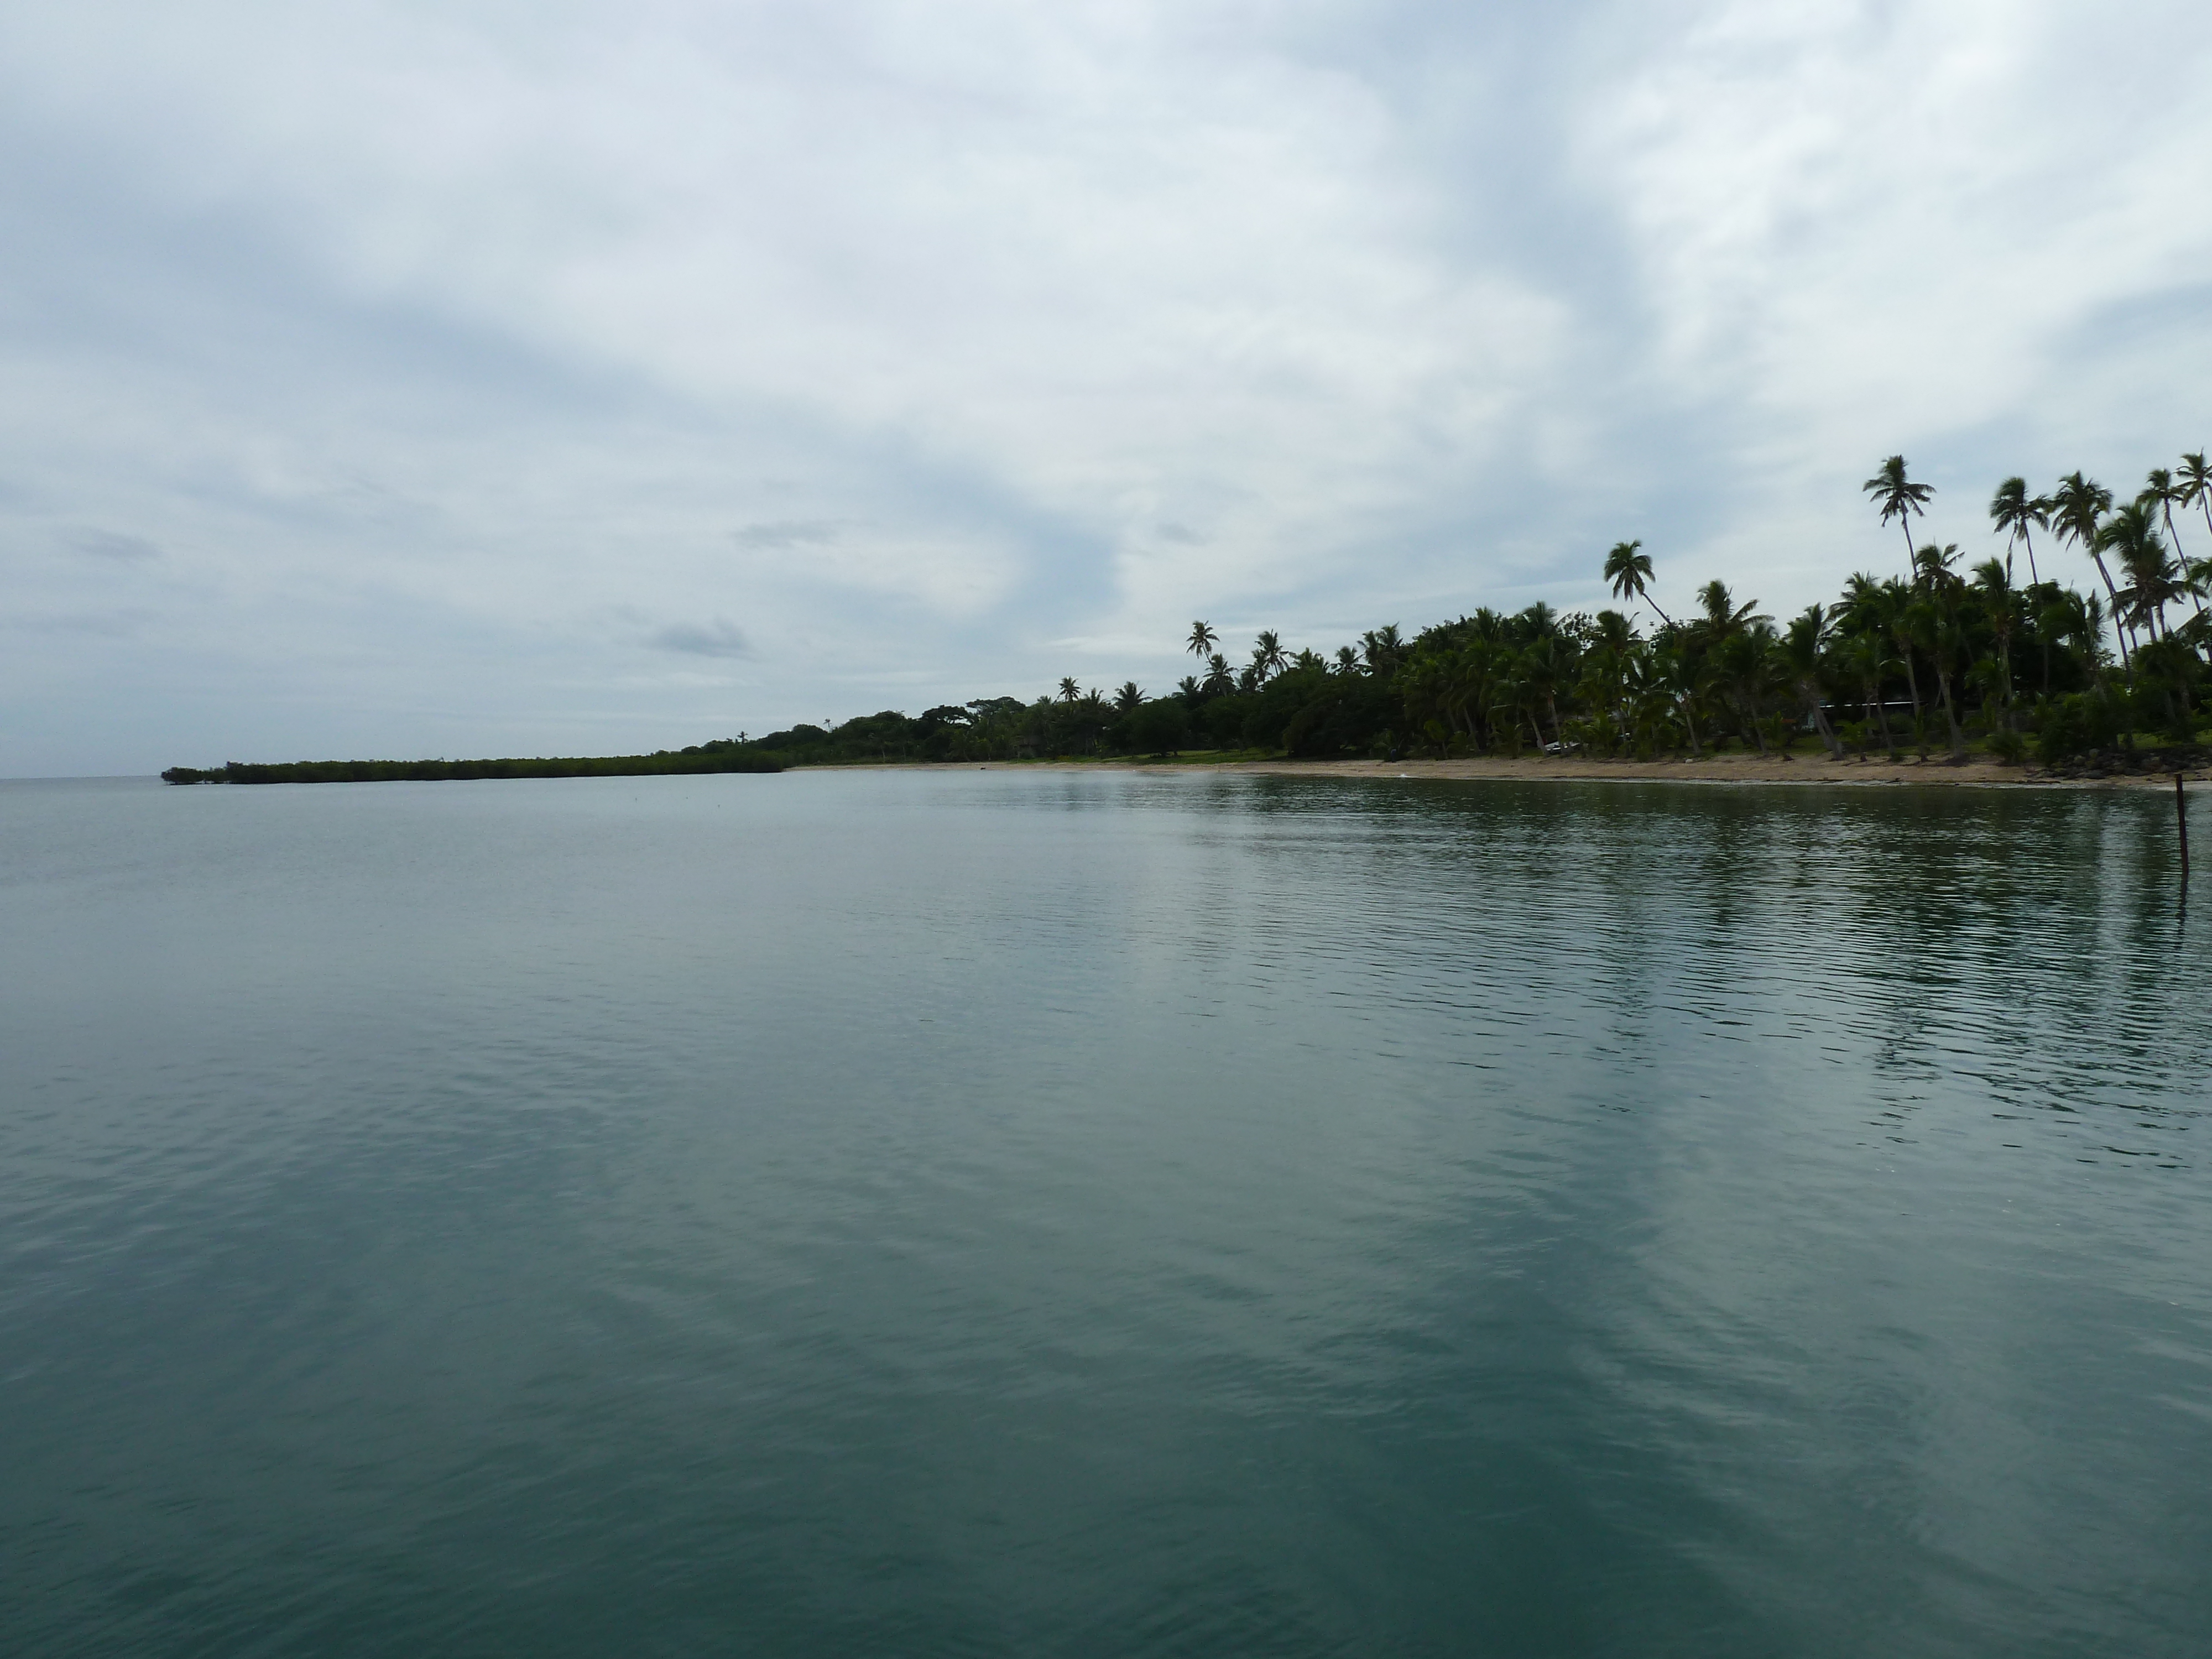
left=4, top=0, right=2208, bottom=774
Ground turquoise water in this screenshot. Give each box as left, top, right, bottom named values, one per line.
left=2, top=771, right=2207, bottom=1657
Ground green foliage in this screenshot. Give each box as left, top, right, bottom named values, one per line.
left=1123, top=698, right=1191, bottom=754
left=2031, top=692, right=2124, bottom=762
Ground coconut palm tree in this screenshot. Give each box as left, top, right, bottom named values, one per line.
left=1057, top=676, right=1081, bottom=703
left=1655, top=645, right=1707, bottom=758
left=1876, top=577, right=1926, bottom=735
left=2100, top=502, right=2181, bottom=641
left=2142, top=469, right=2189, bottom=556
left=1176, top=675, right=1202, bottom=705
left=1781, top=605, right=1844, bottom=758
left=1250, top=630, right=1287, bottom=681
left=1910, top=589, right=1969, bottom=759
left=2142, top=469, right=2204, bottom=622
left=2051, top=471, right=2127, bottom=669
left=1202, top=653, right=1235, bottom=696
left=1988, top=477, right=2051, bottom=587
left=1334, top=645, right=1359, bottom=675
left=1970, top=557, right=2017, bottom=724
left=1186, top=620, right=1218, bottom=659
left=2179, top=452, right=2212, bottom=543
left=1360, top=625, right=1405, bottom=675
left=1864, top=455, right=1934, bottom=571
left=1912, top=542, right=1963, bottom=593
left=1603, top=540, right=1674, bottom=625
left=1837, top=632, right=1897, bottom=754
left=1695, top=580, right=1765, bottom=640
left=1113, top=681, right=1144, bottom=713
left=1714, top=625, right=1780, bottom=754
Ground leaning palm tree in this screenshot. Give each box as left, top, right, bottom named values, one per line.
left=2179, top=452, right=2212, bottom=543
left=1603, top=540, right=1674, bottom=625
left=2142, top=469, right=2189, bottom=556
left=2051, top=471, right=2126, bottom=669
left=1186, top=620, right=1218, bottom=660
left=1864, top=455, right=1934, bottom=571
left=2099, top=502, right=2180, bottom=641
left=2142, top=469, right=2204, bottom=621
left=1988, top=477, right=2051, bottom=587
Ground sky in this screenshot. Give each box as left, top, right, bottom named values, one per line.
left=3, top=0, right=2208, bottom=775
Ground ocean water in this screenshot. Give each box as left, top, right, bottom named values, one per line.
left=2, top=770, right=2207, bottom=1657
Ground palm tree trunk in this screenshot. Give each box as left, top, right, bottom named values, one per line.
left=1893, top=636, right=1923, bottom=726
left=1740, top=691, right=1770, bottom=755
left=1867, top=677, right=1895, bottom=753
left=1936, top=661, right=1965, bottom=759
left=1806, top=691, right=1844, bottom=758
left=2088, top=550, right=2135, bottom=674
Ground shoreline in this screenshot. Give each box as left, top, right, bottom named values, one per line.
left=841, top=753, right=2208, bottom=789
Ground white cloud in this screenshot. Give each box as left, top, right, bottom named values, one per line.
left=0, top=0, right=2206, bottom=771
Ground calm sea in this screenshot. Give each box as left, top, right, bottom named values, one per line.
left=3, top=771, right=2207, bottom=1657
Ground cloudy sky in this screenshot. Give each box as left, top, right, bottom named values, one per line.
left=3, top=0, right=2207, bottom=774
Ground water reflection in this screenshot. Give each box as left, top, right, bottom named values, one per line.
left=0, top=773, right=2205, bottom=1657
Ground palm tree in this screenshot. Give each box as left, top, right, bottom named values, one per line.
left=1970, top=557, right=2017, bottom=724
left=1876, top=577, right=1926, bottom=736
left=1334, top=645, right=1359, bottom=675
left=1360, top=625, right=1405, bottom=675
left=1250, top=630, right=1287, bottom=682
left=1057, top=676, right=1081, bottom=703
left=1113, top=681, right=1144, bottom=713
left=2179, top=452, right=2212, bottom=544
left=1695, top=580, right=1766, bottom=640
left=1864, top=455, right=1934, bottom=571
left=2051, top=471, right=2126, bottom=669
left=1186, top=620, right=1218, bottom=660
left=1603, top=540, right=1674, bottom=625
left=1176, top=675, right=1202, bottom=705
left=1202, top=653, right=1235, bottom=696
left=1988, top=477, right=2050, bottom=587
left=2142, top=469, right=2188, bottom=556
left=1655, top=645, right=1707, bottom=758
left=2142, top=469, right=2204, bottom=622
left=1837, top=632, right=1897, bottom=754
left=1714, top=625, right=1778, bottom=754
left=1910, top=589, right=1969, bottom=760
left=1912, top=542, right=1962, bottom=593
left=1782, top=605, right=1844, bottom=758
left=2100, top=502, right=2180, bottom=641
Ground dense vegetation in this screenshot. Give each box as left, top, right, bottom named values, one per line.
left=160, top=750, right=784, bottom=784
left=735, top=452, right=2212, bottom=769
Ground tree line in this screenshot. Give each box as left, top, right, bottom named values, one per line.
left=736, top=451, right=2212, bottom=769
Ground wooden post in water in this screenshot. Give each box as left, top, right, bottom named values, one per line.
left=2180, top=774, right=2192, bottom=884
